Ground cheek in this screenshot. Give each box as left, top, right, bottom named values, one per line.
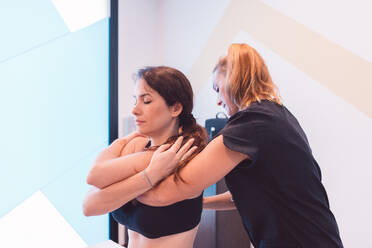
left=220, top=87, right=228, bottom=102
left=147, top=104, right=172, bottom=122
left=152, top=105, right=165, bottom=115
left=220, top=88, right=236, bottom=109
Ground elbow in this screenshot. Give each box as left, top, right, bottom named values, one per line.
left=82, top=188, right=101, bottom=217
left=83, top=188, right=113, bottom=216
left=83, top=201, right=94, bottom=217
left=83, top=208, right=91, bottom=217
left=86, top=168, right=103, bottom=188
left=86, top=173, right=96, bottom=186
left=83, top=198, right=104, bottom=217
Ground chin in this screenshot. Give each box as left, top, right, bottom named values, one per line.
left=137, top=127, right=153, bottom=137
left=136, top=126, right=146, bottom=134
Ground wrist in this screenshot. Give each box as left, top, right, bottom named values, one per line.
left=203, top=197, right=213, bottom=209
left=144, top=167, right=164, bottom=185
left=142, top=169, right=153, bottom=188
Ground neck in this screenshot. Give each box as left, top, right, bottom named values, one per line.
left=149, top=122, right=179, bottom=146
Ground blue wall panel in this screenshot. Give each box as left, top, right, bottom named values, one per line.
left=41, top=149, right=108, bottom=245
left=0, top=2, right=110, bottom=244
left=0, top=0, right=69, bottom=62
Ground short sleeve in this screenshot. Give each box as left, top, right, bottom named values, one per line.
left=219, top=111, right=260, bottom=163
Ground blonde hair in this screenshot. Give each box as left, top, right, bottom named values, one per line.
left=214, top=43, right=281, bottom=108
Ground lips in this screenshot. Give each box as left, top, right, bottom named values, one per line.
left=135, top=120, right=145, bottom=125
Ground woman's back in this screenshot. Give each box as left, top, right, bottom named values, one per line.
left=220, top=100, right=343, bottom=247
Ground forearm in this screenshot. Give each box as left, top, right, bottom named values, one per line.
left=203, top=191, right=236, bottom=210
left=94, top=147, right=119, bottom=164
left=83, top=171, right=153, bottom=216
left=84, top=136, right=198, bottom=215
left=137, top=136, right=247, bottom=206
left=137, top=175, right=203, bottom=206
left=87, top=152, right=153, bottom=189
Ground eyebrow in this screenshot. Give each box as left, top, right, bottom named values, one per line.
left=133, top=93, right=152, bottom=98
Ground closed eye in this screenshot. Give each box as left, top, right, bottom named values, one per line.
left=133, top=94, right=152, bottom=105
left=143, top=95, right=152, bottom=104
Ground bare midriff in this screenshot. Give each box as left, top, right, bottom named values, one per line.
left=127, top=225, right=199, bottom=248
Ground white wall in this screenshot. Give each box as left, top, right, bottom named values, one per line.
left=118, top=0, right=231, bottom=132
left=118, top=0, right=163, bottom=123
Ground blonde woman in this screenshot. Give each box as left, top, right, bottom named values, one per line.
left=138, top=44, right=344, bottom=248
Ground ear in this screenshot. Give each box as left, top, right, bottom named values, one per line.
left=170, top=102, right=183, bottom=118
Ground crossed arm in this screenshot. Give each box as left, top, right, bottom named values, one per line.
left=86, top=136, right=151, bottom=189
left=83, top=134, right=247, bottom=216
left=83, top=134, right=197, bottom=216
left=137, top=135, right=247, bottom=207
left=83, top=134, right=152, bottom=216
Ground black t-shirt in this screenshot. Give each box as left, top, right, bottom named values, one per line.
left=220, top=100, right=343, bottom=248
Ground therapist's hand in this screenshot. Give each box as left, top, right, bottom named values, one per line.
left=145, top=136, right=197, bottom=184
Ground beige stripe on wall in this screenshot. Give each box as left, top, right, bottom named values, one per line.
left=189, top=0, right=372, bottom=117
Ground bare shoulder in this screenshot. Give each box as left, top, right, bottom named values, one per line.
left=132, top=136, right=150, bottom=152
left=120, top=136, right=149, bottom=156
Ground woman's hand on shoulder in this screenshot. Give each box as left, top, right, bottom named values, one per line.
left=145, top=136, right=197, bottom=184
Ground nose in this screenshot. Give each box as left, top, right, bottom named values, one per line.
left=131, top=103, right=141, bottom=116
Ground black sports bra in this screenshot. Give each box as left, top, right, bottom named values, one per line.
left=111, top=194, right=203, bottom=238
left=111, top=141, right=203, bottom=238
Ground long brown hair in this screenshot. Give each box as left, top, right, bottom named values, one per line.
left=136, top=66, right=208, bottom=183
left=214, top=43, right=281, bottom=108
